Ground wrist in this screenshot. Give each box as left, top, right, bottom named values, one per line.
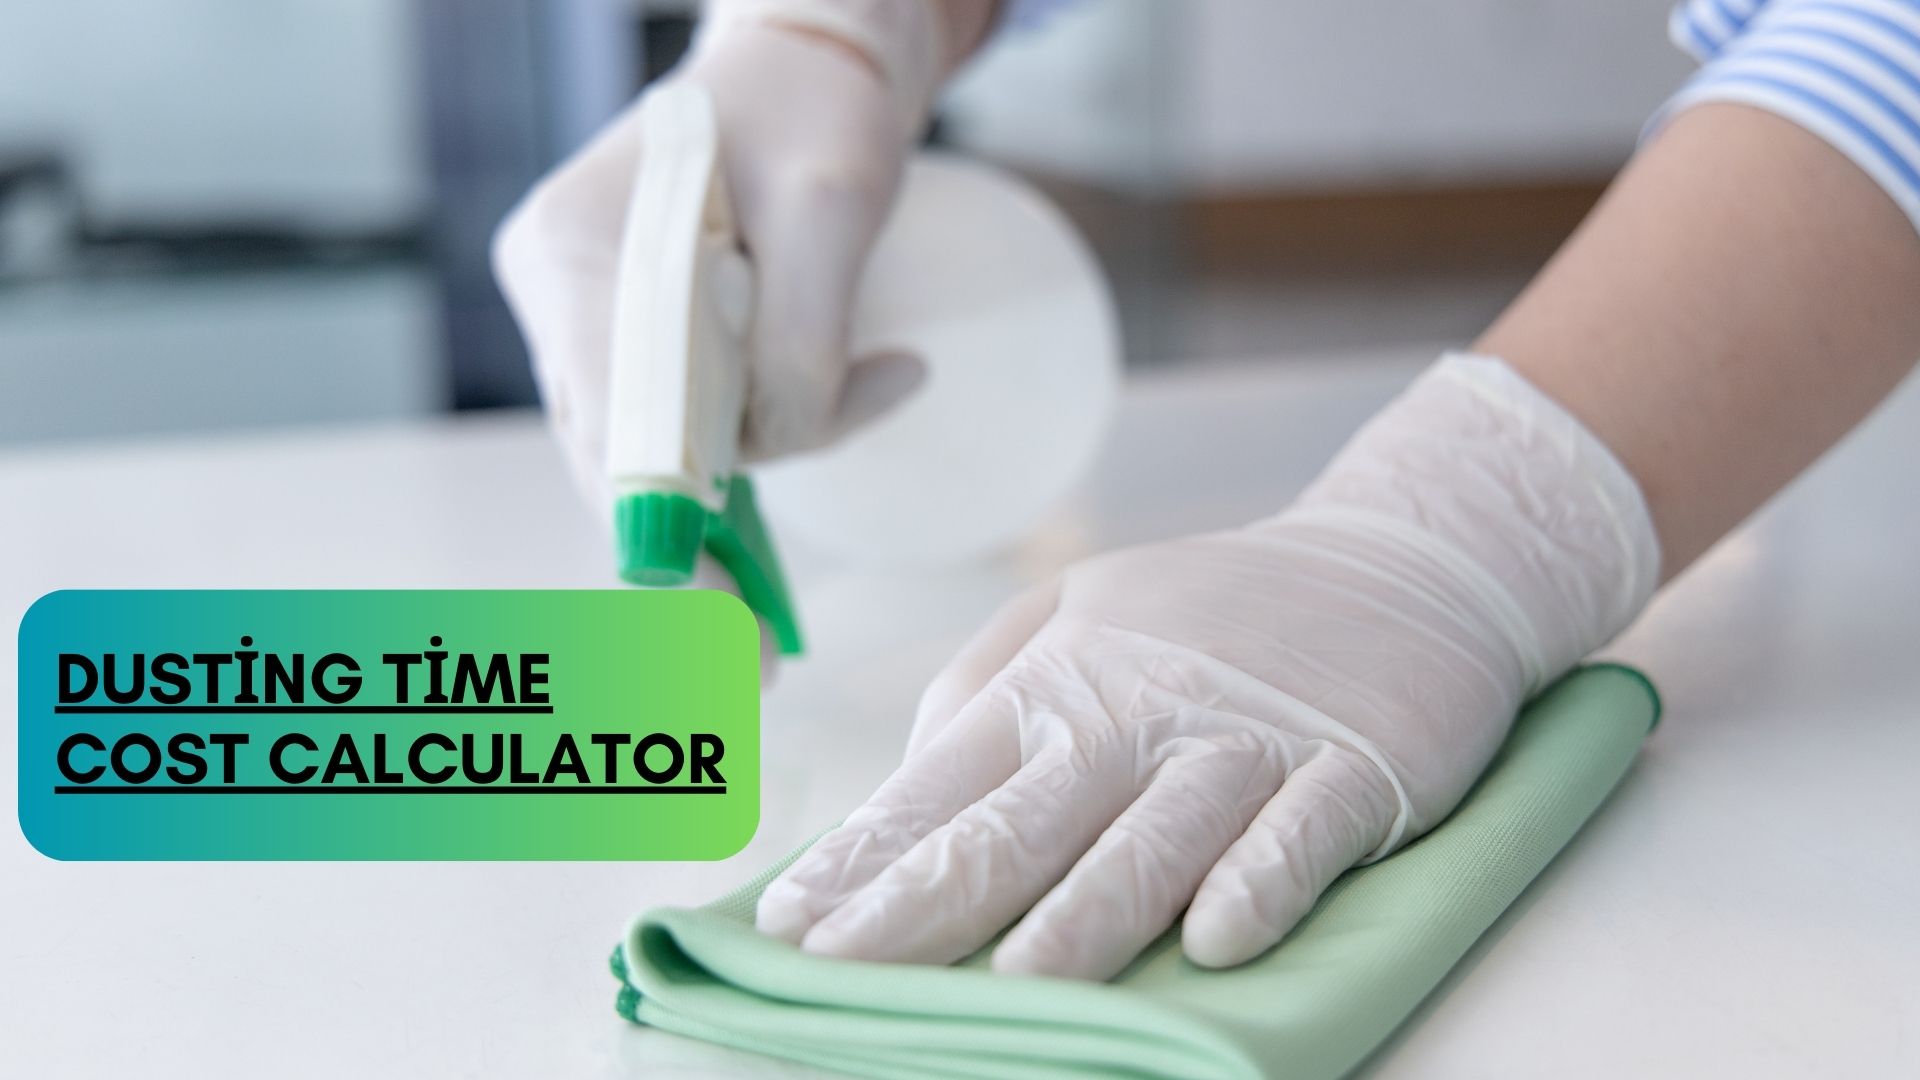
left=1280, top=352, right=1660, bottom=693
left=698, top=0, right=948, bottom=139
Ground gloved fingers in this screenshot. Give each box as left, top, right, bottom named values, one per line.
left=832, top=349, right=927, bottom=441
left=490, top=104, right=646, bottom=518
left=991, top=739, right=1285, bottom=981
left=492, top=212, right=612, bottom=504
left=797, top=729, right=1138, bottom=966
left=906, top=577, right=1063, bottom=756
left=736, top=164, right=892, bottom=460
left=1181, top=749, right=1400, bottom=970
left=528, top=90, right=649, bottom=217
left=755, top=694, right=1022, bottom=944
left=736, top=349, right=926, bottom=466
left=542, top=313, right=615, bottom=518
left=489, top=99, right=640, bottom=323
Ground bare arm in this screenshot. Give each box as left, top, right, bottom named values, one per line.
left=1478, top=104, right=1920, bottom=578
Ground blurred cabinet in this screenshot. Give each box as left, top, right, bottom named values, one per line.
left=0, top=0, right=429, bottom=228
left=0, top=269, right=443, bottom=445
left=945, top=0, right=1696, bottom=193
left=0, top=1, right=460, bottom=445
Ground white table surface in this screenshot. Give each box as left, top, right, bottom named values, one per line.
left=3, top=350, right=1916, bottom=1079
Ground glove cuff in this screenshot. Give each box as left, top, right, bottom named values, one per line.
left=699, top=0, right=947, bottom=140
left=1286, top=352, right=1661, bottom=694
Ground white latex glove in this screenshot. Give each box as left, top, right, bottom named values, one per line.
left=492, top=0, right=949, bottom=510
left=756, top=353, right=1662, bottom=980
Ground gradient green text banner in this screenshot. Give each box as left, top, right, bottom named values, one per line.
left=18, top=590, right=759, bottom=860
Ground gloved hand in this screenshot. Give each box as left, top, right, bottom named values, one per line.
left=756, top=353, right=1662, bottom=980
left=492, top=0, right=952, bottom=511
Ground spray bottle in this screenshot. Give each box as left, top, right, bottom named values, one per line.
left=606, top=83, right=1119, bottom=656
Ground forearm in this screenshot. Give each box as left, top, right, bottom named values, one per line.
left=1477, top=103, right=1920, bottom=578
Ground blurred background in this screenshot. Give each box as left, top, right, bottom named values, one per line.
left=0, top=0, right=1693, bottom=448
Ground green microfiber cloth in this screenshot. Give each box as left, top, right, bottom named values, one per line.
left=613, top=664, right=1659, bottom=1080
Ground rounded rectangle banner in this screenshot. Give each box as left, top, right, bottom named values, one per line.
left=17, top=590, right=760, bottom=860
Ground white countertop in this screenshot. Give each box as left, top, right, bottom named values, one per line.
left=3, top=350, right=1915, bottom=1078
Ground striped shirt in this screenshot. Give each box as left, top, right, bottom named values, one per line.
left=1661, top=0, right=1920, bottom=232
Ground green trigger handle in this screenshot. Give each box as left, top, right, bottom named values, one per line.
left=614, top=475, right=804, bottom=655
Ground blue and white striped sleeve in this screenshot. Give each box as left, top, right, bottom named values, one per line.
left=1654, top=0, right=1920, bottom=233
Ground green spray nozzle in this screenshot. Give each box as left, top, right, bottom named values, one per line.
left=615, top=475, right=803, bottom=655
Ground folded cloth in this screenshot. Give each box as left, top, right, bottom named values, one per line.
left=613, top=664, right=1659, bottom=1080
